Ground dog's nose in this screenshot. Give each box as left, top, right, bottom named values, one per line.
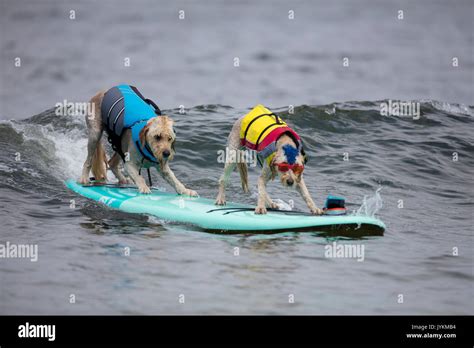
left=287, top=179, right=294, bottom=186
left=163, top=150, right=170, bottom=158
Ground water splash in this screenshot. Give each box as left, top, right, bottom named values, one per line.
left=272, top=199, right=293, bottom=211
left=10, top=118, right=87, bottom=180
left=355, top=187, right=383, bottom=217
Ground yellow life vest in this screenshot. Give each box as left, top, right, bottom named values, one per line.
left=240, top=104, right=303, bottom=165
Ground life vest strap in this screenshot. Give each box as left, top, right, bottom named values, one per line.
left=134, top=140, right=159, bottom=164
left=255, top=121, right=281, bottom=149
left=139, top=164, right=153, bottom=187
left=145, top=98, right=162, bottom=116
left=106, top=96, right=124, bottom=129
left=243, top=113, right=282, bottom=143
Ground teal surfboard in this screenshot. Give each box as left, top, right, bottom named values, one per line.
left=65, top=180, right=385, bottom=235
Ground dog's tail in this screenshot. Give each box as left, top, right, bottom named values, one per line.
left=91, top=140, right=108, bottom=181
left=237, top=161, right=249, bottom=193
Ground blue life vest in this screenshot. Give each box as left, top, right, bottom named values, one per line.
left=101, top=85, right=161, bottom=163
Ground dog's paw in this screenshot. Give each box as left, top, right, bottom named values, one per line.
left=78, top=176, right=89, bottom=185
left=310, top=207, right=324, bottom=215
left=138, top=185, right=152, bottom=194
left=215, top=197, right=226, bottom=206
left=268, top=201, right=279, bottom=209
left=184, top=189, right=198, bottom=197
left=255, top=206, right=267, bottom=214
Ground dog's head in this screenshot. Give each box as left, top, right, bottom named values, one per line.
left=139, top=115, right=176, bottom=164
left=271, top=143, right=306, bottom=188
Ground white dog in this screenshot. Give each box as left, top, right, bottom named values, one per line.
left=216, top=104, right=323, bottom=215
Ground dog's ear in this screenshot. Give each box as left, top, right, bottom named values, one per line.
left=170, top=139, right=176, bottom=159
left=269, top=156, right=277, bottom=181
left=301, top=148, right=308, bottom=164
left=139, top=123, right=151, bottom=149
left=270, top=165, right=277, bottom=181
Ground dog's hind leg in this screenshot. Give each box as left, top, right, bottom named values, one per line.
left=108, top=152, right=129, bottom=184
left=237, top=159, right=249, bottom=193
left=216, top=161, right=236, bottom=205
left=80, top=124, right=107, bottom=183
left=91, top=139, right=107, bottom=181
left=80, top=129, right=102, bottom=184
left=80, top=91, right=106, bottom=184
left=215, top=119, right=242, bottom=205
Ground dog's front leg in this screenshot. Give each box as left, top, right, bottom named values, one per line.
left=255, top=168, right=271, bottom=214
left=160, top=164, right=198, bottom=197
left=263, top=193, right=279, bottom=209
left=124, top=161, right=150, bottom=194
left=297, top=176, right=323, bottom=215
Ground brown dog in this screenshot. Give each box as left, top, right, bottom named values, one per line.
left=79, top=85, right=197, bottom=196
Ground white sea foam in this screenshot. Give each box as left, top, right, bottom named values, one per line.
left=272, top=199, right=293, bottom=211
left=43, top=127, right=87, bottom=180
left=10, top=116, right=87, bottom=180
left=0, top=163, right=16, bottom=173
left=21, top=167, right=41, bottom=178
left=428, top=100, right=473, bottom=116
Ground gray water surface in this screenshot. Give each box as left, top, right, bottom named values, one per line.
left=0, top=0, right=472, bottom=315
left=1, top=0, right=473, bottom=118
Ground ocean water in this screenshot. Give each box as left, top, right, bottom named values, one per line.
left=0, top=0, right=473, bottom=314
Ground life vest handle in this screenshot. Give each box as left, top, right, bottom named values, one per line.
left=243, top=112, right=282, bottom=144
left=145, top=98, right=162, bottom=116
left=129, top=85, right=162, bottom=116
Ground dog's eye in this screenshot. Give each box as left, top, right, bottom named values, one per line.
left=168, top=137, right=172, bottom=141
left=155, top=135, right=161, bottom=140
